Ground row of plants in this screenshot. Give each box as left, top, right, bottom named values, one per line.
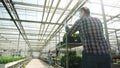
left=0, top=56, right=27, bottom=64
left=60, top=51, right=82, bottom=68
left=112, top=54, right=120, bottom=64
left=112, top=59, right=120, bottom=64
left=63, top=33, right=81, bottom=43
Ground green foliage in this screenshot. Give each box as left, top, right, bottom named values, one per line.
left=0, top=56, right=27, bottom=64
left=116, top=59, right=120, bottom=64
left=63, top=33, right=80, bottom=39
left=63, top=33, right=81, bottom=43
left=57, top=42, right=64, bottom=46
left=60, top=51, right=82, bottom=68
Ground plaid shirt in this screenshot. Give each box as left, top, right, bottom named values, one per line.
left=66, top=16, right=110, bottom=54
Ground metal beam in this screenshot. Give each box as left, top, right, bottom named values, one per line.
left=7, top=38, right=60, bottom=41
left=115, top=30, right=120, bottom=54
left=108, top=28, right=119, bottom=30
left=45, top=0, right=54, bottom=22
left=39, top=0, right=54, bottom=40
left=0, top=32, right=50, bottom=36
left=45, top=0, right=88, bottom=44
left=41, top=0, right=47, bottom=21
left=1, top=0, right=31, bottom=50
left=0, top=5, right=69, bottom=15
left=0, top=40, right=45, bottom=44
left=100, top=0, right=109, bottom=41
left=13, top=1, right=71, bottom=12
left=39, top=0, right=61, bottom=42
left=38, top=0, right=47, bottom=41
left=0, top=27, right=64, bottom=35
left=91, top=12, right=120, bottom=18
left=0, top=27, right=59, bottom=32
left=30, top=44, right=46, bottom=46
left=0, top=40, right=25, bottom=42
left=88, top=1, right=120, bottom=9
left=6, top=38, right=46, bottom=40
left=0, top=41, right=12, bottom=43
left=0, top=18, right=62, bottom=25
left=109, top=29, right=120, bottom=34
left=0, top=31, right=13, bottom=43
left=1, top=5, right=118, bottom=18
left=106, top=13, right=120, bottom=22
left=42, top=0, right=73, bottom=44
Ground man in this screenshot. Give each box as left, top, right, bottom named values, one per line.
left=65, top=7, right=111, bottom=68
left=48, top=50, right=53, bottom=66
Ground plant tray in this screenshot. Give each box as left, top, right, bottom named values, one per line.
left=0, top=58, right=27, bottom=68
left=57, top=43, right=82, bottom=48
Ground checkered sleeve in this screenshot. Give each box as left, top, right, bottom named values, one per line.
left=67, top=19, right=81, bottom=34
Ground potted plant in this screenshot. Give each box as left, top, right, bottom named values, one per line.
left=63, top=33, right=81, bottom=43
left=57, top=42, right=64, bottom=46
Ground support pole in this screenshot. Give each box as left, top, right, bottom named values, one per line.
left=24, top=43, right=26, bottom=56
left=59, top=31, right=60, bottom=42
left=64, top=20, right=69, bottom=68
left=66, top=32, right=69, bottom=68
left=100, top=0, right=111, bottom=51
left=55, top=34, right=57, bottom=67
left=17, top=32, right=20, bottom=56
left=115, top=30, right=120, bottom=54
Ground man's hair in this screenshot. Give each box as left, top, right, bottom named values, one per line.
left=80, top=7, right=90, bottom=15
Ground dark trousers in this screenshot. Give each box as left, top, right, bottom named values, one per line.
left=82, top=52, right=111, bottom=68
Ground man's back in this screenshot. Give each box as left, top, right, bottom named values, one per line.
left=79, top=16, right=110, bottom=54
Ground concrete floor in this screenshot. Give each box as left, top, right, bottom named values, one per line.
left=26, top=59, right=53, bottom=68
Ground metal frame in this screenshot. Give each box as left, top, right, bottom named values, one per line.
left=1, top=0, right=32, bottom=52
left=38, top=0, right=47, bottom=41
left=13, top=1, right=71, bottom=12
left=0, top=18, right=62, bottom=25
left=108, top=29, right=120, bottom=54
left=88, top=1, right=120, bottom=9
left=100, top=0, right=110, bottom=48
left=45, top=0, right=88, bottom=45
left=39, top=0, right=61, bottom=43
left=0, top=0, right=120, bottom=55
left=41, top=0, right=73, bottom=44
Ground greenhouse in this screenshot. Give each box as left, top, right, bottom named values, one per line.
left=0, top=0, right=120, bottom=68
